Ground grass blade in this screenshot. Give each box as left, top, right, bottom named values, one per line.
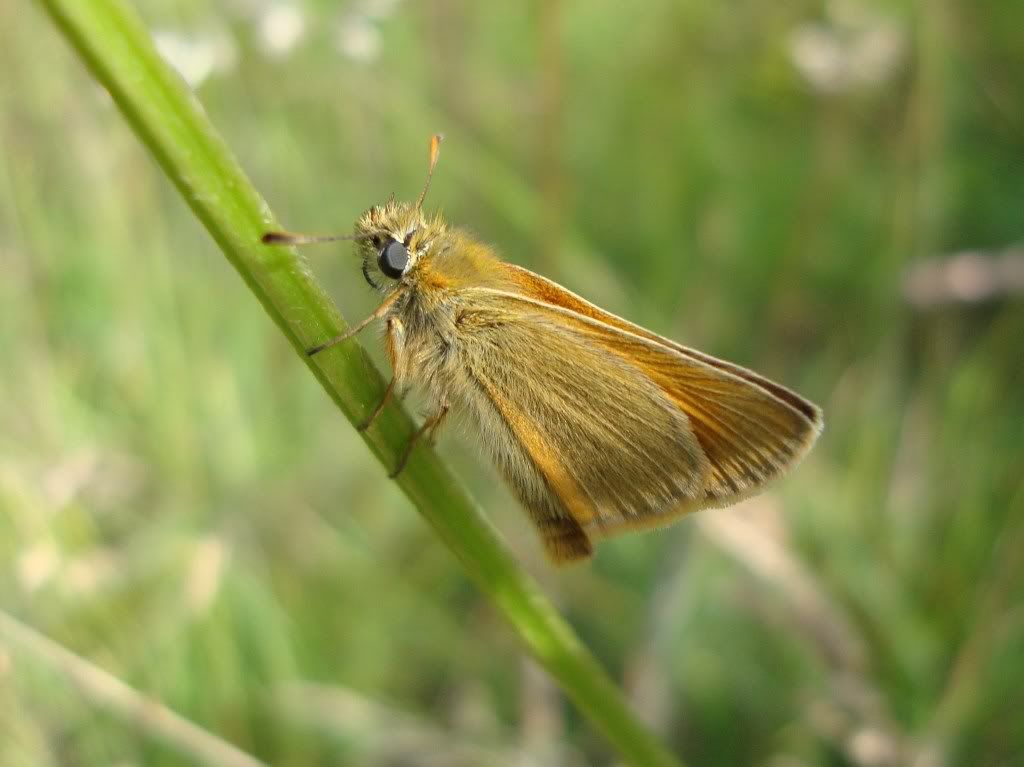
left=34, top=1, right=684, bottom=764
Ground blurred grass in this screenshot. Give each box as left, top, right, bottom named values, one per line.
left=3, top=1, right=1024, bottom=766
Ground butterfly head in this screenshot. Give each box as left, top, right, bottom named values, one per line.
left=261, top=135, right=448, bottom=292
left=355, top=134, right=447, bottom=291
left=353, top=201, right=449, bottom=290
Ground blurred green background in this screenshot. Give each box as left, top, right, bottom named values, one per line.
left=3, top=1, right=1023, bottom=765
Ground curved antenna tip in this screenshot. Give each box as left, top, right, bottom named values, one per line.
left=416, top=134, right=445, bottom=209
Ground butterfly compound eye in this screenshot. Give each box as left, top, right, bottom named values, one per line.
left=378, top=239, right=409, bottom=279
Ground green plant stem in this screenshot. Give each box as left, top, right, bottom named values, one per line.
left=35, top=1, right=684, bottom=765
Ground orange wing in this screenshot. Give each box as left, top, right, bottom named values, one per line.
left=475, top=266, right=823, bottom=538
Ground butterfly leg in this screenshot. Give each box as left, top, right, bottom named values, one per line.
left=425, top=406, right=448, bottom=446
left=357, top=377, right=395, bottom=432
left=306, top=289, right=404, bottom=356
left=357, top=316, right=407, bottom=432
left=389, top=404, right=450, bottom=479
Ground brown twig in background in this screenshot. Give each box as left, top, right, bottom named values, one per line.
left=903, top=246, right=1024, bottom=308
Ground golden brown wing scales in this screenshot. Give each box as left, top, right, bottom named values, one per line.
left=455, top=286, right=821, bottom=559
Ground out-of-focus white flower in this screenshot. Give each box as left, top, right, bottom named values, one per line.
left=337, top=14, right=381, bottom=63
left=847, top=726, right=899, bottom=767
left=789, top=1, right=905, bottom=93
left=259, top=3, right=306, bottom=58
left=154, top=29, right=238, bottom=88
left=186, top=535, right=228, bottom=615
left=335, top=0, right=404, bottom=63
left=17, top=540, right=61, bottom=593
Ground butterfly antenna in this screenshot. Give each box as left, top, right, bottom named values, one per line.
left=261, top=230, right=373, bottom=246
left=415, top=134, right=444, bottom=210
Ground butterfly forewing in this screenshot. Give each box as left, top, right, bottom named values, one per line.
left=462, top=270, right=822, bottom=545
